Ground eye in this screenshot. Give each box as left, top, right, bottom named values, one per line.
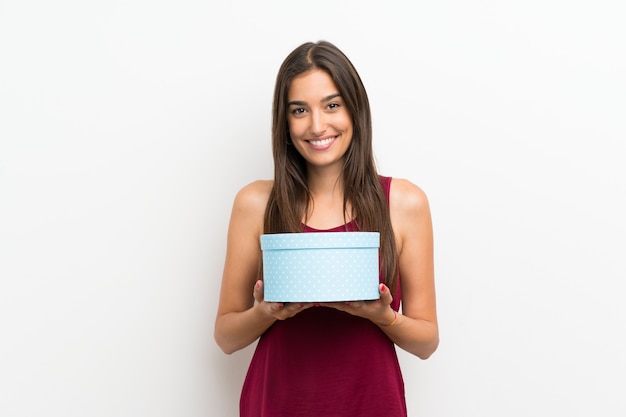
left=327, top=102, right=340, bottom=110
left=290, top=107, right=306, bottom=115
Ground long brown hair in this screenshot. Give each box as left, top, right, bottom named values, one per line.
left=264, top=41, right=399, bottom=294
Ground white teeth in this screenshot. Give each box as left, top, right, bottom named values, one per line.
left=309, top=137, right=334, bottom=146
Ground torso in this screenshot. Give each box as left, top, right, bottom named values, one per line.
left=302, top=188, right=354, bottom=230
left=239, top=175, right=407, bottom=417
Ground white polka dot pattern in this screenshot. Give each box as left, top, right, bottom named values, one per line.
left=260, top=232, right=380, bottom=302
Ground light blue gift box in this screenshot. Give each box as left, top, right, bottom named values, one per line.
left=260, top=231, right=380, bottom=302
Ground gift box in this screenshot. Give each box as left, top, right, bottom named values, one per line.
left=260, top=231, right=380, bottom=302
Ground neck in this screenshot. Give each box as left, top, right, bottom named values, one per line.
left=306, top=165, right=344, bottom=197
left=303, top=166, right=352, bottom=228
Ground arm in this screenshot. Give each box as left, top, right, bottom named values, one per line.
left=214, top=181, right=310, bottom=354
left=382, top=178, right=439, bottom=358
left=321, top=179, right=439, bottom=359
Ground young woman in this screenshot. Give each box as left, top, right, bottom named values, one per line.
left=215, top=40, right=438, bottom=417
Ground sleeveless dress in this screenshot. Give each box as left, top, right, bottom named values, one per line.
left=240, top=176, right=406, bottom=417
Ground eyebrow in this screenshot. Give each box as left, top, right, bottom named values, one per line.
left=287, top=93, right=341, bottom=107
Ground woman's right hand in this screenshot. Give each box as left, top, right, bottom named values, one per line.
left=253, top=280, right=312, bottom=321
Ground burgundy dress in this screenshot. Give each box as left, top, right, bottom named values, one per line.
left=240, top=176, right=406, bottom=417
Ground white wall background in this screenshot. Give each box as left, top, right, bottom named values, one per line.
left=1, top=1, right=625, bottom=416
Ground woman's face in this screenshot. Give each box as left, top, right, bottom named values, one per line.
left=286, top=69, right=353, bottom=171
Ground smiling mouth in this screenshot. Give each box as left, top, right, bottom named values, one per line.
left=307, top=136, right=337, bottom=146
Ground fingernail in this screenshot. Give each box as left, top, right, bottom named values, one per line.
left=380, top=284, right=386, bottom=292
left=255, top=281, right=261, bottom=289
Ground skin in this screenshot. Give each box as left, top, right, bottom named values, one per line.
left=214, top=69, right=439, bottom=359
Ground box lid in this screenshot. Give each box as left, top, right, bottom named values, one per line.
left=260, top=231, right=380, bottom=251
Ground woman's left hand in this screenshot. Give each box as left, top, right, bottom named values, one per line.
left=320, top=283, right=397, bottom=326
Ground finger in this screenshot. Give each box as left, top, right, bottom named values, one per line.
left=284, top=302, right=308, bottom=317
left=379, top=283, right=394, bottom=306
left=345, top=300, right=364, bottom=309
left=253, top=280, right=264, bottom=303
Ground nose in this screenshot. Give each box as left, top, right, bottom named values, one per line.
left=310, top=110, right=326, bottom=136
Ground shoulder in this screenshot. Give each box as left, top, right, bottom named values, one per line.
left=233, top=180, right=273, bottom=207
left=388, top=177, right=430, bottom=215
left=230, top=180, right=273, bottom=224
left=387, top=178, right=432, bottom=244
